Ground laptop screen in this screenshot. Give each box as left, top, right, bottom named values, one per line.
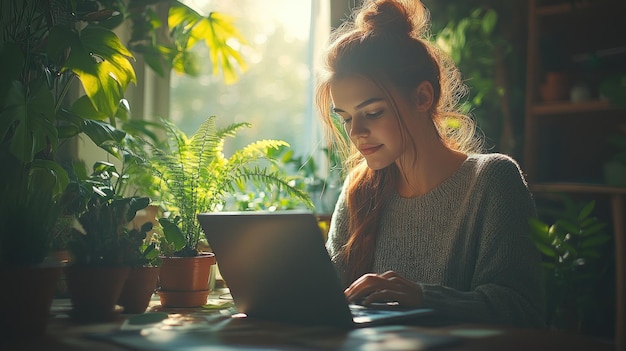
left=197, top=211, right=354, bottom=328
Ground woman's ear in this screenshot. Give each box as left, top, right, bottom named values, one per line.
left=413, top=81, right=434, bottom=112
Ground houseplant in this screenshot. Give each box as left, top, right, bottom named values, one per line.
left=0, top=0, right=149, bottom=334
left=117, top=189, right=162, bottom=315
left=151, top=116, right=313, bottom=307
left=0, top=0, right=248, bottom=322
left=65, top=161, right=154, bottom=321
left=0, top=150, right=68, bottom=339
left=529, top=197, right=612, bottom=333
left=0, top=0, right=142, bottom=261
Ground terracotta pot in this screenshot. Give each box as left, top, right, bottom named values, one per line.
left=158, top=253, right=216, bottom=291
left=44, top=250, right=71, bottom=297
left=540, top=72, right=570, bottom=102
left=0, top=264, right=63, bottom=339
left=65, top=265, right=130, bottom=322
left=156, top=289, right=210, bottom=307
left=118, top=266, right=161, bottom=314
left=157, top=253, right=216, bottom=307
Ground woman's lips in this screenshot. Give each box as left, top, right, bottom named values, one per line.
left=358, top=144, right=382, bottom=156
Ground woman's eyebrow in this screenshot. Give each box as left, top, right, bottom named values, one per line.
left=333, top=97, right=385, bottom=113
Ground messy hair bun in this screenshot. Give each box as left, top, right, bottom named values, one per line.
left=318, top=0, right=477, bottom=157
left=355, top=0, right=430, bottom=40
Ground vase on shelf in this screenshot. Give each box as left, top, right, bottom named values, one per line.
left=540, top=72, right=570, bottom=102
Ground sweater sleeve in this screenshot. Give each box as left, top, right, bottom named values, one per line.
left=325, top=177, right=351, bottom=286
left=420, top=156, right=546, bottom=328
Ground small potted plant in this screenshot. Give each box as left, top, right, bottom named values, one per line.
left=151, top=116, right=313, bottom=307
left=65, top=161, right=153, bottom=321
left=116, top=206, right=162, bottom=314
left=529, top=198, right=612, bottom=332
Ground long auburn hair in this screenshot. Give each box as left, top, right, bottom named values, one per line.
left=315, top=0, right=480, bottom=284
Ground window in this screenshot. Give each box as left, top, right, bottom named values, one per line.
left=170, top=0, right=328, bottom=157
left=169, top=0, right=339, bottom=212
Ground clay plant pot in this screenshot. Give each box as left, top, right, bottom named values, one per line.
left=0, top=264, right=63, bottom=340
left=157, top=253, right=216, bottom=307
left=118, top=266, right=161, bottom=314
left=65, top=265, right=130, bottom=322
left=539, top=72, right=570, bottom=102
left=156, top=289, right=211, bottom=307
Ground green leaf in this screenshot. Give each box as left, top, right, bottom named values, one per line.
left=57, top=124, right=82, bottom=138
left=580, top=234, right=611, bottom=249
left=169, top=4, right=247, bottom=84
left=481, top=9, right=497, bottom=35
left=70, top=95, right=109, bottom=121
left=581, top=221, right=607, bottom=237
left=82, top=119, right=127, bottom=149
left=114, top=99, right=132, bottom=122
left=555, top=219, right=580, bottom=236
left=535, top=241, right=557, bottom=258
left=126, top=197, right=151, bottom=223
left=30, top=159, right=70, bottom=197
left=60, top=25, right=136, bottom=117
left=578, top=201, right=595, bottom=221
left=529, top=218, right=548, bottom=234
left=158, top=218, right=186, bottom=251
left=0, top=80, right=56, bottom=163
left=92, top=161, right=118, bottom=175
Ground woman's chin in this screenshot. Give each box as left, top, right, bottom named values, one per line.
left=364, top=159, right=393, bottom=171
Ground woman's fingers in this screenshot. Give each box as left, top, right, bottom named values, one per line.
left=345, top=271, right=423, bottom=307
left=344, top=273, right=386, bottom=302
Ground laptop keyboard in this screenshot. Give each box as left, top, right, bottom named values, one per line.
left=349, top=304, right=398, bottom=316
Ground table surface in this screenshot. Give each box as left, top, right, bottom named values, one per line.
left=3, top=290, right=616, bottom=351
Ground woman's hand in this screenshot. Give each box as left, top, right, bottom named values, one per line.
left=344, top=270, right=423, bottom=308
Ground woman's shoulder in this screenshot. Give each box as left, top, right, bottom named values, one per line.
left=469, top=153, right=523, bottom=171
left=467, top=153, right=528, bottom=184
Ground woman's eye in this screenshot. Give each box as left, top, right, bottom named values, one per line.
left=342, top=117, right=352, bottom=125
left=365, top=110, right=383, bottom=118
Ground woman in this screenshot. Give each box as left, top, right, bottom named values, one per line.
left=315, top=0, right=545, bottom=328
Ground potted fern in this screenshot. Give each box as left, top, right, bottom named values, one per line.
left=151, top=116, right=312, bottom=307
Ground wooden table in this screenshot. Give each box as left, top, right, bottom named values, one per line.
left=2, top=291, right=615, bottom=351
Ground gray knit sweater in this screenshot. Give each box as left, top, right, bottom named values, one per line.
left=326, top=153, right=546, bottom=328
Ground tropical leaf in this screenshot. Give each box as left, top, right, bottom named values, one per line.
left=52, top=25, right=136, bottom=117
left=0, top=80, right=56, bottom=163
left=168, top=3, right=247, bottom=83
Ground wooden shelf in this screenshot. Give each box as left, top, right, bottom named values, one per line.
left=536, top=0, right=597, bottom=16
left=525, top=2, right=626, bottom=347
left=530, top=99, right=620, bottom=116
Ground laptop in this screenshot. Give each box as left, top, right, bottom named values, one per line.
left=197, top=210, right=434, bottom=329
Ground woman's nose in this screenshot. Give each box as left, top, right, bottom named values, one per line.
left=348, top=118, right=369, bottom=138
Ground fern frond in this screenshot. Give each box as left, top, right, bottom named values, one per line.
left=229, top=139, right=290, bottom=164
left=217, top=121, right=252, bottom=140
left=230, top=166, right=314, bottom=210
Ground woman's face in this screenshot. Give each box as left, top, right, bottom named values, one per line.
left=330, top=75, right=411, bottom=170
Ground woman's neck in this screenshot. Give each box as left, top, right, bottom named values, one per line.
left=395, top=142, right=467, bottom=198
